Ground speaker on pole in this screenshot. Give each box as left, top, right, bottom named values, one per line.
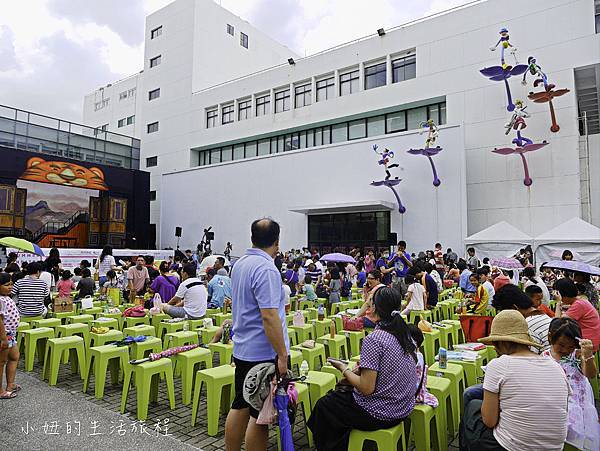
left=175, top=227, right=182, bottom=237
left=388, top=232, right=397, bottom=246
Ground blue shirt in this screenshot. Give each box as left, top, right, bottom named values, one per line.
left=424, top=273, right=438, bottom=306
left=459, top=269, right=475, bottom=293
left=375, top=257, right=392, bottom=285
left=357, top=271, right=367, bottom=288
left=207, top=274, right=232, bottom=308
left=231, top=248, right=290, bottom=361
left=390, top=251, right=411, bottom=277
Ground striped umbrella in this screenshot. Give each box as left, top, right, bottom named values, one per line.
left=0, top=237, right=45, bottom=257
left=490, top=257, right=523, bottom=270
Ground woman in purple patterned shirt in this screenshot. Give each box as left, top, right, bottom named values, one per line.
left=307, top=287, right=417, bottom=450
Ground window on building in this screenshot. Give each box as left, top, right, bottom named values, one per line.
left=595, top=0, right=600, bottom=33
left=147, top=121, right=159, bottom=133
left=206, top=109, right=218, bottom=128
left=238, top=99, right=251, bottom=120
left=331, top=123, right=347, bottom=143
left=392, top=54, right=416, bottom=83
left=240, top=32, right=248, bottom=49
left=233, top=144, right=245, bottom=160
left=295, top=84, right=311, bottom=108
left=119, top=91, right=128, bottom=100
left=127, top=115, right=135, bottom=125
left=148, top=88, right=160, bottom=101
left=275, top=89, right=290, bottom=113
left=151, top=26, right=162, bottom=39
left=210, top=148, right=221, bottom=164
left=256, top=95, right=270, bottom=116
left=146, top=156, right=157, bottom=167
left=364, top=62, right=387, bottom=90
left=227, top=24, right=234, bottom=35
left=407, top=106, right=427, bottom=130
left=316, top=77, right=335, bottom=102
left=245, top=142, right=257, bottom=158
left=118, top=118, right=126, bottom=128
left=222, top=104, right=234, bottom=124
left=149, top=191, right=157, bottom=201
left=386, top=111, right=406, bottom=133
left=94, top=98, right=110, bottom=111
left=93, top=124, right=109, bottom=136
left=367, top=115, right=385, bottom=137
left=150, top=55, right=161, bottom=68
left=221, top=146, right=233, bottom=162
left=348, top=119, right=367, bottom=140
left=258, top=139, right=270, bottom=156
left=339, top=70, right=359, bottom=96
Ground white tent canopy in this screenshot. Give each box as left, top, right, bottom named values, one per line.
left=465, top=221, right=533, bottom=260
left=534, top=217, right=600, bottom=266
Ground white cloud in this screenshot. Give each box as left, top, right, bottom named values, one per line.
left=0, top=0, right=472, bottom=122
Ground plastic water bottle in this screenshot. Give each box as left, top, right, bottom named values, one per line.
left=317, top=304, right=325, bottom=321
left=183, top=321, right=189, bottom=332
left=438, top=347, right=447, bottom=369
left=300, top=360, right=309, bottom=378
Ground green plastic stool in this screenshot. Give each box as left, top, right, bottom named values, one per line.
left=310, top=319, right=330, bottom=338
left=290, top=324, right=314, bottom=343
left=408, top=310, right=433, bottom=323
left=31, top=318, right=61, bottom=330
left=290, top=348, right=303, bottom=373
left=441, top=320, right=464, bottom=345
left=407, top=403, right=448, bottom=451
left=208, top=342, right=233, bottom=366
left=293, top=382, right=314, bottom=447
left=191, top=364, right=235, bottom=436
left=150, top=313, right=170, bottom=335
left=342, top=330, right=365, bottom=357
left=123, top=325, right=155, bottom=338
left=204, top=308, right=220, bottom=319
left=486, top=345, right=497, bottom=362
left=213, top=313, right=232, bottom=326
left=199, top=326, right=220, bottom=345
left=298, top=300, right=314, bottom=311
left=304, top=370, right=336, bottom=409
left=320, top=363, right=343, bottom=382
left=305, top=308, right=318, bottom=321
left=172, top=346, right=212, bottom=405
left=90, top=329, right=124, bottom=347
left=426, top=375, right=454, bottom=437
left=19, top=315, right=43, bottom=324
left=22, top=327, right=55, bottom=371
left=83, top=344, right=129, bottom=398
left=317, top=334, right=349, bottom=360
left=292, top=343, right=327, bottom=370
left=52, top=311, right=77, bottom=324
left=56, top=323, right=91, bottom=363
left=451, top=358, right=482, bottom=387
left=428, top=362, right=465, bottom=434
left=432, top=323, right=454, bottom=350
left=288, top=329, right=298, bottom=346
left=188, top=319, right=204, bottom=330
left=436, top=301, right=452, bottom=320
left=121, top=358, right=176, bottom=421
left=123, top=316, right=150, bottom=329
left=348, top=422, right=407, bottom=451
left=157, top=320, right=185, bottom=341
left=129, top=336, right=163, bottom=360
left=91, top=318, right=119, bottom=330
left=422, top=330, right=441, bottom=366
left=16, top=322, right=30, bottom=349
left=82, top=307, right=103, bottom=317
left=68, top=314, right=95, bottom=326
left=163, top=330, right=197, bottom=350
left=42, top=336, right=86, bottom=385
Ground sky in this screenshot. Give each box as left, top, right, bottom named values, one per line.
left=0, top=0, right=473, bottom=123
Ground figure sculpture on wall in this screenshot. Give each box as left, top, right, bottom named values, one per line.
left=407, top=119, right=443, bottom=186
left=370, top=144, right=406, bottom=213
left=490, top=28, right=518, bottom=69
left=494, top=100, right=548, bottom=186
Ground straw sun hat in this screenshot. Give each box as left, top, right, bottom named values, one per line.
left=479, top=310, right=542, bottom=349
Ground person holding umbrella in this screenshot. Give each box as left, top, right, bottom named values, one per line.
left=308, top=287, right=417, bottom=450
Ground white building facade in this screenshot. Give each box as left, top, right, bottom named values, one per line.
left=83, top=0, right=600, bottom=255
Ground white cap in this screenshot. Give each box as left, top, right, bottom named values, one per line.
left=304, top=259, right=313, bottom=266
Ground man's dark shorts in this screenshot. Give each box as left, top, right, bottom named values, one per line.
left=231, top=357, right=274, bottom=419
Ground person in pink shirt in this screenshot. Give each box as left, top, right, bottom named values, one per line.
left=56, top=270, right=76, bottom=298
left=364, top=250, right=375, bottom=273
left=555, top=278, right=600, bottom=352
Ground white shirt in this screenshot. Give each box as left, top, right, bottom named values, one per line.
left=97, top=255, right=116, bottom=277
left=406, top=283, right=425, bottom=311
left=175, top=277, right=207, bottom=319
left=39, top=271, right=54, bottom=291
left=282, top=284, right=291, bottom=305
left=483, top=355, right=569, bottom=451
left=429, top=270, right=443, bottom=292
left=483, top=280, right=495, bottom=302
left=524, top=279, right=551, bottom=305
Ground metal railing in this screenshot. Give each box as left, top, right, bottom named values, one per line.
left=0, top=104, right=140, bottom=169
left=32, top=210, right=89, bottom=242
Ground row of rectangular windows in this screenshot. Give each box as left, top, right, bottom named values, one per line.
left=117, top=115, right=135, bottom=128
left=197, top=101, right=445, bottom=167
left=205, top=54, right=416, bottom=128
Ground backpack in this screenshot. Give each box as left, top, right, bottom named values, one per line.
left=340, top=275, right=352, bottom=297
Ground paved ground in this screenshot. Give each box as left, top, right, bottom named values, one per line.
left=3, top=352, right=460, bottom=451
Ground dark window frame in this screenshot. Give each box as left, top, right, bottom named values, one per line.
left=316, top=77, right=335, bottom=102
left=148, top=88, right=160, bottom=101
left=274, top=89, right=290, bottom=113
left=364, top=62, right=387, bottom=90
left=150, top=26, right=162, bottom=39
left=206, top=109, right=218, bottom=128
left=221, top=104, right=234, bottom=125
left=227, top=24, right=234, bottom=35
left=238, top=99, right=251, bottom=120
left=240, top=32, right=248, bottom=49
left=127, top=115, right=135, bottom=125
left=146, top=156, right=158, bottom=168
left=147, top=121, right=159, bottom=133
left=117, top=118, right=126, bottom=128
left=294, top=84, right=312, bottom=108
left=149, top=191, right=157, bottom=201
left=255, top=95, right=270, bottom=116
left=339, top=70, right=359, bottom=96
left=149, top=55, right=161, bottom=68
left=392, top=54, right=416, bottom=83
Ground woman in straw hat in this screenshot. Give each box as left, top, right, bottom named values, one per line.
left=459, top=310, right=570, bottom=451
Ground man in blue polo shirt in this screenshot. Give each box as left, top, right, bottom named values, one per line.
left=225, top=218, right=289, bottom=451
left=388, top=240, right=412, bottom=295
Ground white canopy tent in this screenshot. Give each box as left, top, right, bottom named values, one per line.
left=465, top=221, right=533, bottom=260
left=534, top=217, right=600, bottom=266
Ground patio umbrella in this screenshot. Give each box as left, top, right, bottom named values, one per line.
left=0, top=237, right=45, bottom=257
left=490, top=257, right=523, bottom=270
left=129, top=344, right=199, bottom=364
left=274, top=378, right=295, bottom=451
left=541, top=260, right=600, bottom=277
left=319, top=253, right=356, bottom=264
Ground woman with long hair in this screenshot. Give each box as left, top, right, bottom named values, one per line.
left=148, top=261, right=180, bottom=306
left=308, top=287, right=417, bottom=450
left=44, top=247, right=61, bottom=284
left=96, top=245, right=116, bottom=287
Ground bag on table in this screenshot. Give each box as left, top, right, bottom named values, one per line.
left=342, top=315, right=364, bottom=331
left=459, top=315, right=493, bottom=342
left=123, top=305, right=146, bottom=317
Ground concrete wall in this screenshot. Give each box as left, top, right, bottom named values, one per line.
left=160, top=125, right=466, bottom=255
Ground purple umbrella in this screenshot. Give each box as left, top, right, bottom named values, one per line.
left=319, top=253, right=356, bottom=264
left=490, top=257, right=523, bottom=270
left=275, top=379, right=295, bottom=451
left=542, top=260, right=600, bottom=276
left=407, top=146, right=443, bottom=186
left=480, top=64, right=529, bottom=111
